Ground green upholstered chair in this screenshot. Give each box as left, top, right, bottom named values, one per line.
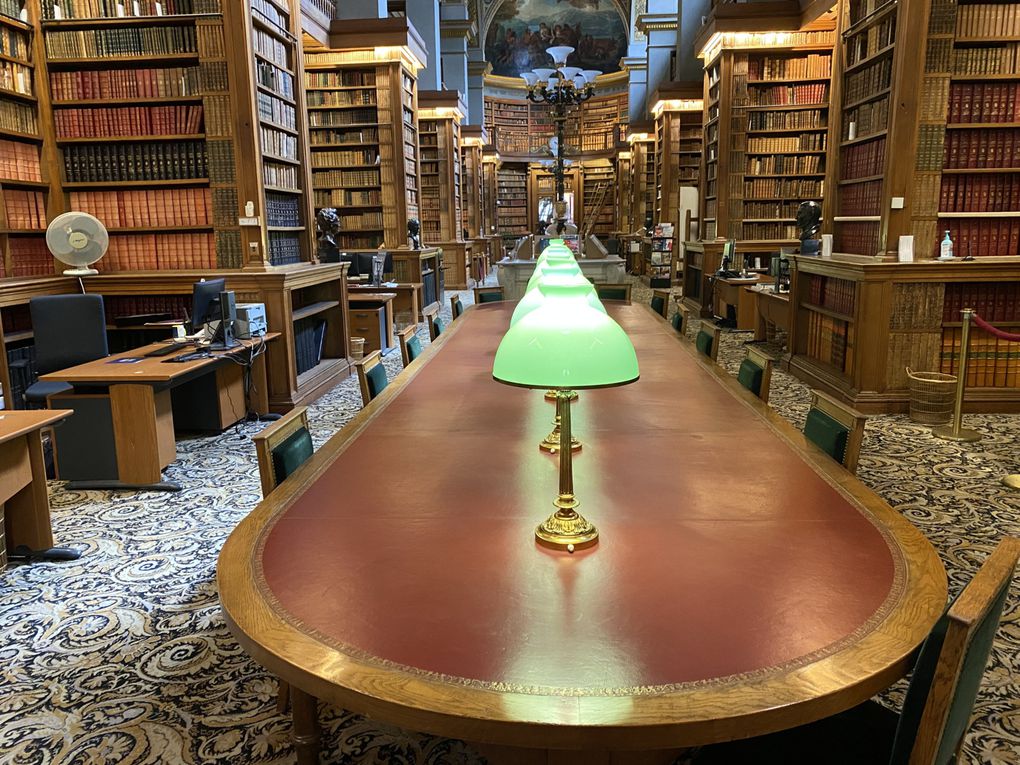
left=737, top=347, right=774, bottom=404
left=595, top=283, right=632, bottom=303
left=689, top=537, right=1020, bottom=765
left=251, top=405, right=316, bottom=715
left=354, top=350, right=388, bottom=406
left=473, top=286, right=504, bottom=304
left=695, top=323, right=721, bottom=362
left=450, top=295, right=464, bottom=319
left=650, top=289, right=670, bottom=318
left=670, top=304, right=692, bottom=336
left=424, top=305, right=444, bottom=342
left=397, top=325, right=423, bottom=368
left=803, top=390, right=867, bottom=474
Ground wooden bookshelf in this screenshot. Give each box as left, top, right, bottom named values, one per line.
left=483, top=91, right=627, bottom=160
left=496, top=162, right=528, bottom=244
left=581, top=161, right=615, bottom=238
left=787, top=253, right=1020, bottom=413
left=480, top=145, right=500, bottom=258
left=240, top=0, right=314, bottom=267
left=699, top=25, right=835, bottom=242
left=651, top=82, right=703, bottom=245
left=613, top=148, right=634, bottom=236
left=460, top=124, right=485, bottom=239
left=913, top=0, right=1020, bottom=258
left=0, top=0, right=53, bottom=279
left=302, top=18, right=425, bottom=250
left=626, top=123, right=655, bottom=232
left=418, top=90, right=470, bottom=289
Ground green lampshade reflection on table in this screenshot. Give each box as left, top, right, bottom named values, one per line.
left=493, top=293, right=639, bottom=552
left=511, top=271, right=606, bottom=326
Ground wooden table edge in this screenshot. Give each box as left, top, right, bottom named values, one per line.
left=217, top=303, right=948, bottom=750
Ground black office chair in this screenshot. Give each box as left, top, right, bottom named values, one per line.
left=25, top=295, right=109, bottom=407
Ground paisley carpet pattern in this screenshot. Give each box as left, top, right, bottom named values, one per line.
left=1, top=278, right=1018, bottom=765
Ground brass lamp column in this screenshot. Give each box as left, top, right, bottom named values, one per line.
left=537, top=389, right=596, bottom=550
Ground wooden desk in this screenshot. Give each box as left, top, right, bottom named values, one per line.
left=348, top=293, right=396, bottom=356
left=349, top=282, right=423, bottom=326
left=713, top=275, right=772, bottom=330
left=219, top=304, right=946, bottom=764
left=41, top=335, right=277, bottom=490
left=0, top=409, right=72, bottom=567
left=752, top=287, right=791, bottom=343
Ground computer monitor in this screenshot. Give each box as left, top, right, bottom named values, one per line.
left=191, top=278, right=226, bottom=332
left=354, top=251, right=376, bottom=280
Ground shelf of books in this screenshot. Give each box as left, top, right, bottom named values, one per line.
left=912, top=0, right=1020, bottom=258
left=496, top=163, right=528, bottom=245
left=581, top=162, right=615, bottom=237
left=483, top=91, right=627, bottom=159
left=0, top=0, right=53, bottom=278
left=460, top=126, right=484, bottom=239
left=829, top=0, right=897, bottom=255
left=481, top=146, right=499, bottom=239
left=652, top=87, right=703, bottom=242
left=614, top=149, right=634, bottom=234
left=699, top=26, right=835, bottom=242
left=245, top=0, right=312, bottom=267
left=626, top=125, right=655, bottom=232
left=578, top=92, right=627, bottom=154
left=303, top=26, right=423, bottom=250
left=36, top=0, right=239, bottom=272
left=418, top=91, right=468, bottom=288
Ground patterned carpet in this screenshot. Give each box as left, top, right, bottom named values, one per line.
left=1, top=277, right=1018, bottom=765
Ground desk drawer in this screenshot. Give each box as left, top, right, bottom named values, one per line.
left=350, top=307, right=385, bottom=353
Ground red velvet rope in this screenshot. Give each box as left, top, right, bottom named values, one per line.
left=972, top=313, right=1020, bottom=342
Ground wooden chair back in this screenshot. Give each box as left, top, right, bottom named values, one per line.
left=595, top=283, right=632, bottom=303
left=695, top=323, right=721, bottom=362
left=450, top=295, right=464, bottom=319
left=423, top=304, right=444, bottom=342
left=737, top=346, right=774, bottom=404
left=473, top=286, right=504, bottom=304
left=397, top=325, right=422, bottom=368
left=354, top=350, right=387, bottom=406
left=650, top=289, right=670, bottom=318
left=671, top=304, right=691, bottom=336
left=252, top=406, right=311, bottom=499
left=894, top=537, right=1019, bottom=765
left=804, top=390, right=867, bottom=474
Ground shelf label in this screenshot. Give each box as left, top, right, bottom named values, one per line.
left=239, top=217, right=261, bottom=227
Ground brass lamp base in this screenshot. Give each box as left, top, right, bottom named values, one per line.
left=931, top=425, right=982, bottom=442
left=539, top=415, right=581, bottom=453
left=545, top=389, right=577, bottom=402
left=535, top=497, right=599, bottom=552
left=1003, top=475, right=1020, bottom=490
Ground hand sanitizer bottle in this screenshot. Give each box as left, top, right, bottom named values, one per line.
left=939, top=230, right=954, bottom=260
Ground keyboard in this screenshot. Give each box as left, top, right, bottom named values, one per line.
left=144, top=343, right=192, bottom=358
left=161, top=351, right=213, bottom=363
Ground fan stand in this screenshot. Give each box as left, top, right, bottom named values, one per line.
left=62, top=267, right=99, bottom=276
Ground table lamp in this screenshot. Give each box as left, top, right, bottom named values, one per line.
left=493, top=293, right=639, bottom=552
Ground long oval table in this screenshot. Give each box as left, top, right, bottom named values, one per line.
left=219, top=302, right=947, bottom=764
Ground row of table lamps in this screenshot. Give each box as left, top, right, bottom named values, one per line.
left=492, top=240, right=640, bottom=553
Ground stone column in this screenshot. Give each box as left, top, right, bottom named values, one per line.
left=440, top=1, right=474, bottom=97
left=637, top=5, right=679, bottom=116
left=335, top=0, right=386, bottom=18
left=621, top=56, right=648, bottom=122
left=677, top=0, right=711, bottom=80
left=406, top=0, right=442, bottom=91
left=466, top=56, right=490, bottom=127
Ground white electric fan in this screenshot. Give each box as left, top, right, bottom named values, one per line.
left=46, top=212, right=109, bottom=276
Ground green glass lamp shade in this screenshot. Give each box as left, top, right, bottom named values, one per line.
left=493, top=301, right=640, bottom=390
left=511, top=272, right=605, bottom=325
left=534, top=242, right=575, bottom=269
left=527, top=256, right=581, bottom=292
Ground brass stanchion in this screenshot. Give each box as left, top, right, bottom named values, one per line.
left=932, top=307, right=982, bottom=443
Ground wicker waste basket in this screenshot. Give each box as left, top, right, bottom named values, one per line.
left=350, top=337, right=366, bottom=361
left=906, top=368, right=956, bottom=424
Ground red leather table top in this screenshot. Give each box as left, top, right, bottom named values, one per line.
left=254, top=303, right=907, bottom=695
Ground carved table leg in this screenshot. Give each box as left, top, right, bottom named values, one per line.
left=290, top=687, right=320, bottom=765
